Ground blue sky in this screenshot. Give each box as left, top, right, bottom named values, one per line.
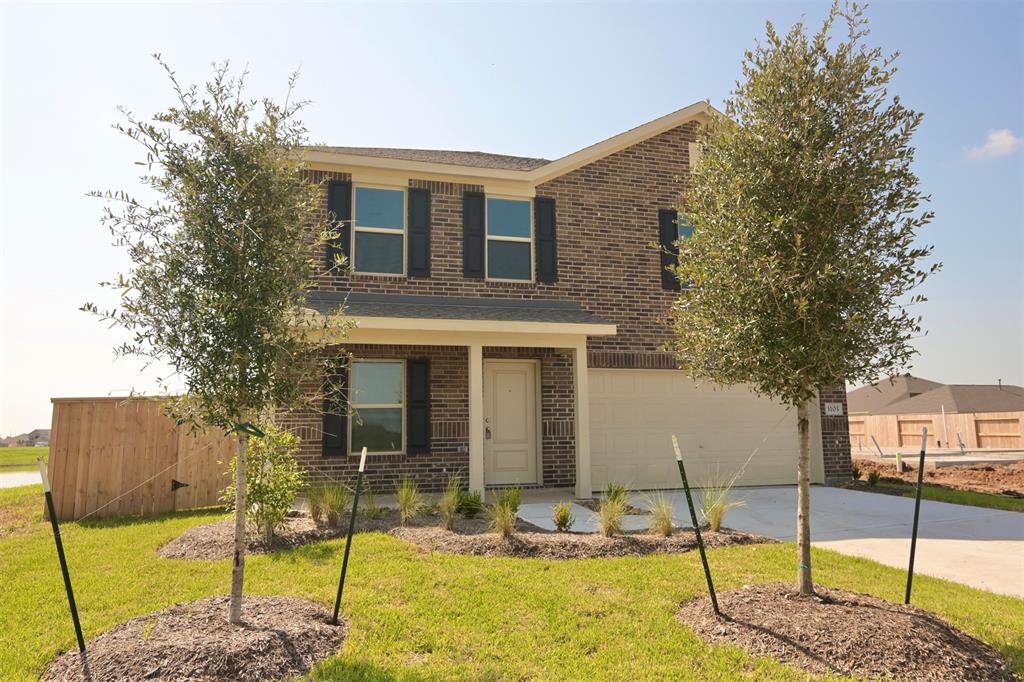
left=1, top=1, right=1021, bottom=434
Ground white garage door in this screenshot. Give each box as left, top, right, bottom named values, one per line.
left=589, top=369, right=801, bottom=490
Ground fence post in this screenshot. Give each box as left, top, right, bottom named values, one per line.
left=332, top=447, right=367, bottom=626
left=671, top=436, right=720, bottom=616
left=905, top=428, right=928, bottom=604
left=38, top=457, right=90, bottom=676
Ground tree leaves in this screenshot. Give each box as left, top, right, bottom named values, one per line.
left=668, top=1, right=940, bottom=407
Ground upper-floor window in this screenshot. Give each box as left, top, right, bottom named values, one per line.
left=353, top=186, right=405, bottom=275
left=486, top=197, right=532, bottom=281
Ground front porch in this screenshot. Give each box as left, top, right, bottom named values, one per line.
left=303, top=292, right=618, bottom=498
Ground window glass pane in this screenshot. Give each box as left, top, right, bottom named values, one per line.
left=677, top=215, right=694, bottom=240
left=352, top=408, right=403, bottom=453
left=354, top=232, right=403, bottom=274
left=486, top=198, right=531, bottom=238
left=487, top=240, right=531, bottom=280
left=352, top=361, right=403, bottom=404
left=355, top=187, right=404, bottom=230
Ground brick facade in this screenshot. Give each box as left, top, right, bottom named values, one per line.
left=818, top=386, right=852, bottom=482
left=293, top=119, right=852, bottom=490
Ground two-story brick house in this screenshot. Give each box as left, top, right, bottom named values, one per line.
left=284, top=101, right=852, bottom=497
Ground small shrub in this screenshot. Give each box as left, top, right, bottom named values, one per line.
left=438, top=474, right=462, bottom=531
left=396, top=476, right=424, bottom=526
left=487, top=499, right=518, bottom=539
left=603, top=482, right=628, bottom=506
left=494, top=487, right=522, bottom=515
left=699, top=473, right=745, bottom=532
left=646, top=493, right=675, bottom=537
left=552, top=500, right=575, bottom=532
left=851, top=464, right=862, bottom=481
left=598, top=496, right=626, bottom=537
left=867, top=470, right=881, bottom=487
left=361, top=482, right=386, bottom=520
left=457, top=490, right=483, bottom=518
left=221, top=422, right=303, bottom=542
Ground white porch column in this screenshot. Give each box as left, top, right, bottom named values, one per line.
left=572, top=341, right=593, bottom=498
left=468, top=343, right=485, bottom=494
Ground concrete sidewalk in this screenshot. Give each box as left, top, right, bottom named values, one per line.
left=521, top=486, right=1024, bottom=597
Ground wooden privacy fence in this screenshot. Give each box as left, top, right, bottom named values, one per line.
left=48, top=397, right=235, bottom=521
left=849, top=411, right=1024, bottom=451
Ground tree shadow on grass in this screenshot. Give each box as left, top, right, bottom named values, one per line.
left=75, top=505, right=225, bottom=530
left=313, top=657, right=438, bottom=682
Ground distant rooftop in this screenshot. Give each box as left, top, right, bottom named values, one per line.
left=304, top=146, right=551, bottom=171
left=848, top=375, right=1024, bottom=415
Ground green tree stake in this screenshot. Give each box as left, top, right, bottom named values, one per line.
left=905, top=428, right=928, bottom=604
left=333, top=447, right=367, bottom=625
left=673, top=437, right=720, bottom=616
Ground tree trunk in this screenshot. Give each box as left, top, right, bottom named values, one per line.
left=796, top=399, right=814, bottom=595
left=228, top=430, right=249, bottom=624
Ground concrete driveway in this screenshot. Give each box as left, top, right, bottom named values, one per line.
left=520, top=486, right=1024, bottom=597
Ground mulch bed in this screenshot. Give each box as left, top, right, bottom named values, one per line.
left=678, top=583, right=1017, bottom=681
left=391, top=525, right=773, bottom=559
left=43, top=596, right=346, bottom=681
left=853, top=458, right=1024, bottom=497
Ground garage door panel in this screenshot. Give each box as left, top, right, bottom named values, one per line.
left=589, top=369, right=799, bottom=490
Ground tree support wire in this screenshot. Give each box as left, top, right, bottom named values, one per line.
left=672, top=436, right=720, bottom=616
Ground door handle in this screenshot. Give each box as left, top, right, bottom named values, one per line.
left=485, top=426, right=492, bottom=440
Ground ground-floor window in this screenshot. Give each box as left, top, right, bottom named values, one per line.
left=350, top=359, right=404, bottom=454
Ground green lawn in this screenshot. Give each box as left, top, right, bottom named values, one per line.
left=869, top=481, right=1024, bottom=513
left=0, top=446, right=48, bottom=470
left=2, top=484, right=1022, bottom=681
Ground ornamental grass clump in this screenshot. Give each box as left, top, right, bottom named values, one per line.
left=603, top=482, right=628, bottom=507
left=487, top=488, right=522, bottom=539
left=438, top=474, right=462, bottom=531
left=457, top=490, right=483, bottom=519
left=699, top=474, right=745, bottom=532
left=321, top=485, right=351, bottom=527
left=552, top=500, right=575, bottom=532
left=598, top=496, right=626, bottom=537
left=646, top=493, right=675, bottom=537
left=396, top=476, right=424, bottom=527
left=361, top=482, right=386, bottom=520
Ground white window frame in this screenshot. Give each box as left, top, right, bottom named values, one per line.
left=352, top=184, right=407, bottom=277
left=349, top=358, right=406, bottom=456
left=485, top=195, right=534, bottom=283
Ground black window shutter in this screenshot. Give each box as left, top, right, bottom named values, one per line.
left=463, top=191, right=485, bottom=278
left=322, top=362, right=348, bottom=457
left=406, top=358, right=431, bottom=454
left=326, top=180, right=352, bottom=270
left=408, top=188, right=431, bottom=277
left=658, top=208, right=681, bottom=291
left=535, top=197, right=558, bottom=283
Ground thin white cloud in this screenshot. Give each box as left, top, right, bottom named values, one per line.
left=966, top=129, right=1024, bottom=161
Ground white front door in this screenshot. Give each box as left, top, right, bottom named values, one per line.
left=483, top=360, right=539, bottom=486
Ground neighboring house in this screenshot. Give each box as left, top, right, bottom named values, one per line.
left=284, top=102, right=852, bottom=496
left=848, top=376, right=1024, bottom=450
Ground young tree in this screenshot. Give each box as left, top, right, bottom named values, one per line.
left=85, top=57, right=346, bottom=622
left=668, top=3, right=938, bottom=595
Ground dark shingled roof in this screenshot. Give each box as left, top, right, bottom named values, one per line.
left=847, top=375, right=944, bottom=414
left=307, top=292, right=613, bottom=326
left=883, top=384, right=1024, bottom=415
left=848, top=375, right=1024, bottom=415
left=305, top=146, right=550, bottom=171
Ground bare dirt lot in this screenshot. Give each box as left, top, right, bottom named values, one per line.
left=854, top=458, right=1024, bottom=496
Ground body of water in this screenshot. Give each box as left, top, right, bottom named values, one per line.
left=0, top=470, right=40, bottom=488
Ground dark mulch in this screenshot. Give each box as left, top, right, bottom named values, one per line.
left=678, top=583, right=1017, bottom=681
left=43, top=596, right=346, bottom=682
left=391, top=525, right=773, bottom=559
left=158, top=516, right=343, bottom=560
